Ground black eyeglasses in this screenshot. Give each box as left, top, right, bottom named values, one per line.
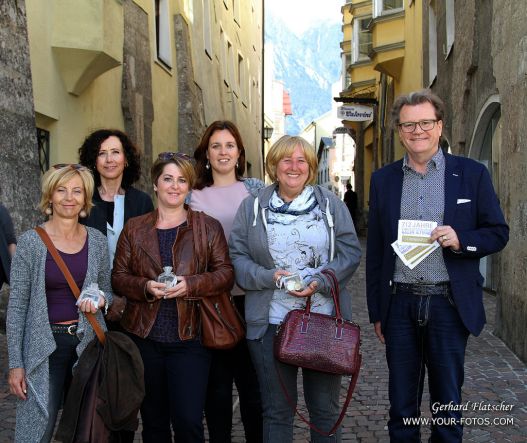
left=158, top=152, right=193, bottom=162
left=52, top=163, right=87, bottom=171
left=398, top=119, right=439, bottom=133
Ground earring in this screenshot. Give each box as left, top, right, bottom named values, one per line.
left=206, top=161, right=210, bottom=170
left=79, top=209, right=87, bottom=218
left=45, top=202, right=52, bottom=216
left=236, top=161, right=239, bottom=168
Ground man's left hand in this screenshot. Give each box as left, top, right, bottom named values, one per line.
left=431, top=225, right=460, bottom=251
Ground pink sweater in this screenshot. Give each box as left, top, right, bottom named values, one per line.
left=190, top=181, right=249, bottom=242
left=190, top=181, right=249, bottom=296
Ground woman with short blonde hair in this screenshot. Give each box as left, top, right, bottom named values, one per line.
left=7, top=164, right=113, bottom=443
left=230, top=136, right=362, bottom=442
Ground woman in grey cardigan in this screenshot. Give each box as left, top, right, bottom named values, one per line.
left=229, top=136, right=362, bottom=442
left=7, top=164, right=113, bottom=443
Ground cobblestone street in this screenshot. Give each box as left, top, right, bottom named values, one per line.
left=0, top=239, right=526, bottom=442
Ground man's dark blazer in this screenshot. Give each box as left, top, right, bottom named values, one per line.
left=366, top=152, right=509, bottom=337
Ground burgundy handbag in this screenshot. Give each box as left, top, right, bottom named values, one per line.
left=274, top=268, right=361, bottom=436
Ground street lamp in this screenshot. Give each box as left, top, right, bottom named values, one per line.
left=263, top=126, right=274, bottom=141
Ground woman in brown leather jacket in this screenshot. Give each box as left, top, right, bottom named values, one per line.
left=112, top=153, right=234, bottom=443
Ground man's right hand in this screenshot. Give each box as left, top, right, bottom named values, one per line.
left=8, top=368, right=27, bottom=400
left=374, top=321, right=385, bottom=344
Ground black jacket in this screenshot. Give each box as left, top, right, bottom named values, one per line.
left=0, top=203, right=16, bottom=286
left=55, top=331, right=145, bottom=441
left=82, top=186, right=154, bottom=235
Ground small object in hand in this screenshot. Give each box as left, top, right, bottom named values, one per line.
left=77, top=282, right=102, bottom=310
left=280, top=273, right=305, bottom=292
left=157, top=266, right=180, bottom=288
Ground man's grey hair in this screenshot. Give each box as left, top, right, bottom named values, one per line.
left=391, top=89, right=446, bottom=129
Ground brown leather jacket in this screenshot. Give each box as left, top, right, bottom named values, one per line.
left=111, top=209, right=234, bottom=340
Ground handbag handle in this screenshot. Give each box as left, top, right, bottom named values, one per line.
left=306, top=269, right=342, bottom=320
left=35, top=226, right=106, bottom=345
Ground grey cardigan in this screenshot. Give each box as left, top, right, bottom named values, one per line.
left=6, top=226, right=113, bottom=443
left=229, top=184, right=362, bottom=339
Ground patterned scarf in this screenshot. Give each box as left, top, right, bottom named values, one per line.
left=268, top=185, right=317, bottom=222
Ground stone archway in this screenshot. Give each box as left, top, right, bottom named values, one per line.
left=468, top=94, right=501, bottom=290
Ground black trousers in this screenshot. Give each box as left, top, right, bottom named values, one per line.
left=131, top=335, right=211, bottom=443
left=205, top=297, right=263, bottom=443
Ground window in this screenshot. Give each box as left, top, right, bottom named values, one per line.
left=37, top=128, right=50, bottom=174
left=444, top=0, right=455, bottom=58
left=155, top=0, right=172, bottom=68
left=343, top=52, right=352, bottom=88
left=352, top=16, right=372, bottom=63
left=373, top=0, right=404, bottom=17
left=227, top=40, right=236, bottom=93
left=203, top=0, right=212, bottom=59
left=183, top=0, right=193, bottom=23
left=428, top=3, right=437, bottom=85
left=238, top=53, right=248, bottom=104
left=220, top=28, right=228, bottom=85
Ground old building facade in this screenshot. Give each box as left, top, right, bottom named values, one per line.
left=338, top=0, right=423, bottom=228
left=25, top=0, right=263, bottom=179
left=424, top=0, right=527, bottom=361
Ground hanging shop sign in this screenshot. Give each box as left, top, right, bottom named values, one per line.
left=337, top=105, right=374, bottom=121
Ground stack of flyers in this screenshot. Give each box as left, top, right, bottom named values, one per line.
left=392, top=220, right=440, bottom=269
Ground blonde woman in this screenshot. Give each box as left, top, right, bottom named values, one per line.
left=7, top=164, right=112, bottom=442
left=229, top=136, right=362, bottom=442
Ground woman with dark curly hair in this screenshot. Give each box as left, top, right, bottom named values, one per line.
left=79, top=129, right=153, bottom=268
left=78, top=129, right=152, bottom=442
left=79, top=129, right=153, bottom=304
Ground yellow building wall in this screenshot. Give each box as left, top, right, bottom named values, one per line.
left=26, top=0, right=263, bottom=176
left=363, top=125, right=373, bottom=205
left=27, top=0, right=125, bottom=165
left=186, top=0, right=263, bottom=175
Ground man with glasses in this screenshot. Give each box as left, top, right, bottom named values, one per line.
left=366, top=89, right=509, bottom=442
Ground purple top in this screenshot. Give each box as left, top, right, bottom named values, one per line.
left=148, top=225, right=184, bottom=343
left=45, top=239, right=88, bottom=323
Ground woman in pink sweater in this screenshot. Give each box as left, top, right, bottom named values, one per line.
left=190, top=121, right=263, bottom=443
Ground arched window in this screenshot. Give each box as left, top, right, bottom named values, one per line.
left=469, top=96, right=501, bottom=291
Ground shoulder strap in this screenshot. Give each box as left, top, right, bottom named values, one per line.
left=275, top=357, right=361, bottom=436
left=35, top=226, right=106, bottom=345
left=191, top=211, right=208, bottom=273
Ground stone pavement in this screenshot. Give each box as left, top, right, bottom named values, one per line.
left=1, top=238, right=526, bottom=442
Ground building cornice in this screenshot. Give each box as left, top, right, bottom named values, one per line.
left=371, top=9, right=405, bottom=26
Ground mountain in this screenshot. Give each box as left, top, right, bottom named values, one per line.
left=265, top=13, right=342, bottom=134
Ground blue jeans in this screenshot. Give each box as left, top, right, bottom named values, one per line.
left=41, top=331, right=79, bottom=443
left=385, top=286, right=469, bottom=443
left=131, top=335, right=211, bottom=443
left=247, top=324, right=342, bottom=443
